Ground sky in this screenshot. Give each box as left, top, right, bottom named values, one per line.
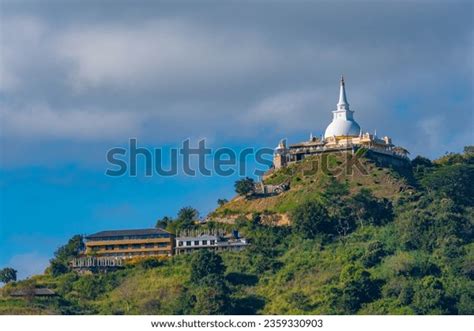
left=0, top=0, right=473, bottom=280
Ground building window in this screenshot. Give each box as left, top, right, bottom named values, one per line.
left=145, top=243, right=154, bottom=248
left=202, top=240, right=207, bottom=245
left=178, top=241, right=183, bottom=247
left=194, top=240, right=199, bottom=246
left=186, top=241, right=191, bottom=246
left=132, top=244, right=141, bottom=249
left=210, top=240, right=215, bottom=245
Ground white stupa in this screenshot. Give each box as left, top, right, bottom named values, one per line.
left=272, top=75, right=409, bottom=170
left=324, top=76, right=361, bottom=138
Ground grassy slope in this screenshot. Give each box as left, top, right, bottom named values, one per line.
left=212, top=152, right=411, bottom=217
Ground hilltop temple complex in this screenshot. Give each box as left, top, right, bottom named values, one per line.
left=273, top=76, right=409, bottom=169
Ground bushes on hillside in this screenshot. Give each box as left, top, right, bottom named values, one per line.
left=291, top=200, right=332, bottom=239
left=73, top=275, right=105, bottom=300
left=412, top=276, right=452, bottom=314
left=362, top=241, right=386, bottom=268
left=190, top=250, right=225, bottom=284
left=348, top=189, right=393, bottom=227
left=396, top=196, right=472, bottom=251
left=327, top=264, right=380, bottom=314
left=421, top=164, right=474, bottom=206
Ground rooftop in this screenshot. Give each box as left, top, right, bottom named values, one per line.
left=85, top=228, right=172, bottom=240
left=176, top=234, right=219, bottom=241
left=10, top=288, right=56, bottom=297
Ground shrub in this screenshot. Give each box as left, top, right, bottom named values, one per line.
left=291, top=200, right=332, bottom=239
left=138, top=258, right=163, bottom=269
left=73, top=275, right=105, bottom=300
left=362, top=241, right=386, bottom=268
left=191, top=274, right=231, bottom=315
left=412, top=276, right=449, bottom=314
left=190, top=250, right=225, bottom=284
left=349, top=188, right=393, bottom=227
left=234, top=177, right=255, bottom=196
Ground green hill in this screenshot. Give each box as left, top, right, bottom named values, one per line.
left=1, top=149, right=473, bottom=315
left=211, top=151, right=414, bottom=224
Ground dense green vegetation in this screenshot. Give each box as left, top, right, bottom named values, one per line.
left=0, top=268, right=17, bottom=284
left=1, top=149, right=472, bottom=315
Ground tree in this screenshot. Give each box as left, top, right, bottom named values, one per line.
left=412, top=155, right=434, bottom=178
left=217, top=198, right=228, bottom=207
left=188, top=250, right=231, bottom=314
left=234, top=177, right=255, bottom=196
left=191, top=274, right=231, bottom=314
left=54, top=235, right=84, bottom=261
left=0, top=267, right=17, bottom=283
left=412, top=276, right=448, bottom=314
left=362, top=241, right=386, bottom=268
left=155, top=216, right=172, bottom=229
left=50, top=259, right=69, bottom=277
left=336, top=264, right=380, bottom=313
left=178, top=206, right=199, bottom=222
left=411, top=155, right=433, bottom=168
left=291, top=200, right=332, bottom=239
left=244, top=225, right=287, bottom=273
left=464, top=145, right=474, bottom=155
left=190, top=250, right=225, bottom=284
left=171, top=206, right=199, bottom=233
left=49, top=235, right=84, bottom=276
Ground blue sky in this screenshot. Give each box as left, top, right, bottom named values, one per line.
left=0, top=0, right=473, bottom=279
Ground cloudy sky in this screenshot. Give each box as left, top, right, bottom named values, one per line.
left=0, top=0, right=473, bottom=279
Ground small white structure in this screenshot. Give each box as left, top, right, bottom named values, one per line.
left=70, top=256, right=124, bottom=271
left=175, top=232, right=248, bottom=255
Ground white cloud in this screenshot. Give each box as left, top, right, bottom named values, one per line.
left=0, top=16, right=48, bottom=91
left=55, top=19, right=277, bottom=91
left=0, top=105, right=145, bottom=141
left=245, top=89, right=329, bottom=132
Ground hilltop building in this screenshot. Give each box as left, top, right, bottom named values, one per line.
left=175, top=231, right=248, bottom=255
left=84, top=228, right=175, bottom=258
left=273, top=76, right=409, bottom=169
